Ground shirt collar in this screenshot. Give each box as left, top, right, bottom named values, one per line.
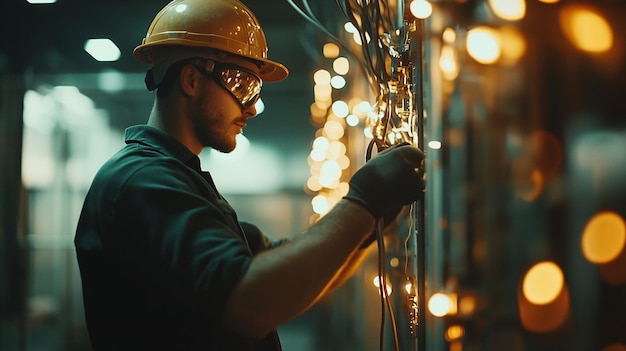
left=124, top=125, right=202, bottom=171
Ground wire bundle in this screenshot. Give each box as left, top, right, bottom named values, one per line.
left=285, top=2, right=417, bottom=350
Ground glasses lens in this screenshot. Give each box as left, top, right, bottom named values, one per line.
left=219, top=68, right=262, bottom=108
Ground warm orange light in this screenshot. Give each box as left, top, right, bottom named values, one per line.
left=466, top=26, right=501, bottom=64
left=337, top=182, right=349, bottom=197
left=428, top=293, right=454, bottom=317
left=404, top=282, right=412, bottom=294
left=326, top=141, right=346, bottom=160
left=439, top=46, right=459, bottom=80
left=306, top=176, right=322, bottom=192
left=310, top=102, right=327, bottom=121
left=519, top=261, right=570, bottom=333
left=323, top=43, right=340, bottom=58
left=313, top=69, right=331, bottom=85
left=499, top=26, right=526, bottom=65
left=409, top=0, right=433, bottom=19
left=323, top=120, right=345, bottom=140
left=522, top=261, right=563, bottom=305
left=333, top=57, right=350, bottom=75
left=518, top=274, right=570, bottom=333
left=314, top=84, right=332, bottom=102
left=559, top=5, right=613, bottom=53
left=458, top=296, right=476, bottom=315
left=488, top=0, right=525, bottom=21
left=373, top=276, right=393, bottom=296
left=581, top=211, right=626, bottom=264
left=445, top=325, right=465, bottom=341
left=443, top=28, right=456, bottom=44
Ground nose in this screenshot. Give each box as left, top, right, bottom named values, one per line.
left=243, top=101, right=258, bottom=118
left=243, top=105, right=257, bottom=118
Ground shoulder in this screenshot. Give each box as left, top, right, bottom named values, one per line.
left=86, top=143, right=208, bottom=210
left=96, top=146, right=183, bottom=183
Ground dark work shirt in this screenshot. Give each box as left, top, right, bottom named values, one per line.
left=74, top=125, right=282, bottom=350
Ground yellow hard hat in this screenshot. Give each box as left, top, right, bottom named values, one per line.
left=133, top=0, right=289, bottom=83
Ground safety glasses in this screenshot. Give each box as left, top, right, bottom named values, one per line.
left=189, top=57, right=262, bottom=109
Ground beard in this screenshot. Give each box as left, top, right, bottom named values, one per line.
left=192, top=100, right=238, bottom=154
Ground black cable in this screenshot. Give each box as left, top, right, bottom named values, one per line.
left=376, top=219, right=400, bottom=351
left=365, top=138, right=377, bottom=161
left=344, top=0, right=381, bottom=94
left=376, top=219, right=386, bottom=351
left=284, top=0, right=382, bottom=96
left=404, top=204, right=415, bottom=277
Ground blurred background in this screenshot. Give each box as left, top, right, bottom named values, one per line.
left=2, top=0, right=626, bottom=350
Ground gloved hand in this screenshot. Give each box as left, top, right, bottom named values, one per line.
left=344, top=143, right=425, bottom=221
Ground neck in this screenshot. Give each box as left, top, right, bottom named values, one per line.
left=147, top=98, right=203, bottom=155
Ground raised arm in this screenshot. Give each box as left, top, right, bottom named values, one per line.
left=222, top=144, right=425, bottom=339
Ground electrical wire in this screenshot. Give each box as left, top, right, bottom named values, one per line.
left=342, top=0, right=392, bottom=94
left=284, top=0, right=380, bottom=95
left=404, top=204, right=414, bottom=278
left=375, top=218, right=400, bottom=351
left=285, top=0, right=406, bottom=96
left=342, top=2, right=406, bottom=350
left=286, top=1, right=415, bottom=350
left=376, top=219, right=386, bottom=351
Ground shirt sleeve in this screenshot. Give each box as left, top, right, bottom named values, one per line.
left=238, top=221, right=288, bottom=255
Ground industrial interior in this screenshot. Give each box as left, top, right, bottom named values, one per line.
left=1, top=0, right=626, bottom=350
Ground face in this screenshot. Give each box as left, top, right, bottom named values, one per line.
left=189, top=56, right=260, bottom=153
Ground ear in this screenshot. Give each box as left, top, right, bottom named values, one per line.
left=179, top=64, right=202, bottom=97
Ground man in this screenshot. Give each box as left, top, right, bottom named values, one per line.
left=74, top=0, right=425, bottom=350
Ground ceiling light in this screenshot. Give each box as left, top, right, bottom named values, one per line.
left=83, top=38, right=121, bottom=62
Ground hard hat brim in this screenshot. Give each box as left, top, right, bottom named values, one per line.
left=134, top=41, right=288, bottom=83
left=256, top=57, right=289, bottom=82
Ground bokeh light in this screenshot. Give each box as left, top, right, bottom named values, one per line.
left=499, top=25, right=527, bottom=65
left=445, top=325, right=465, bottom=341
left=373, top=276, right=393, bottom=296
left=323, top=42, right=340, bottom=58
left=581, top=211, right=626, bottom=264
left=519, top=262, right=570, bottom=333
left=559, top=4, right=613, bottom=53
left=333, top=57, right=350, bottom=75
left=409, top=0, right=433, bottom=19
left=330, top=76, right=346, bottom=89
left=488, top=0, right=526, bottom=21
left=522, top=261, right=563, bottom=305
left=311, top=195, right=329, bottom=214
left=428, top=293, right=454, bottom=317
left=323, top=120, right=345, bottom=140
left=313, top=69, right=331, bottom=85
left=466, top=26, right=501, bottom=64
left=314, top=84, right=332, bottom=102
left=331, top=100, right=350, bottom=118
left=439, top=46, right=459, bottom=80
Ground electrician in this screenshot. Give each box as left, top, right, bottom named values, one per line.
left=74, top=0, right=425, bottom=350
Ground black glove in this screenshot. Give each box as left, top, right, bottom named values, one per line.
left=344, top=143, right=425, bottom=220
